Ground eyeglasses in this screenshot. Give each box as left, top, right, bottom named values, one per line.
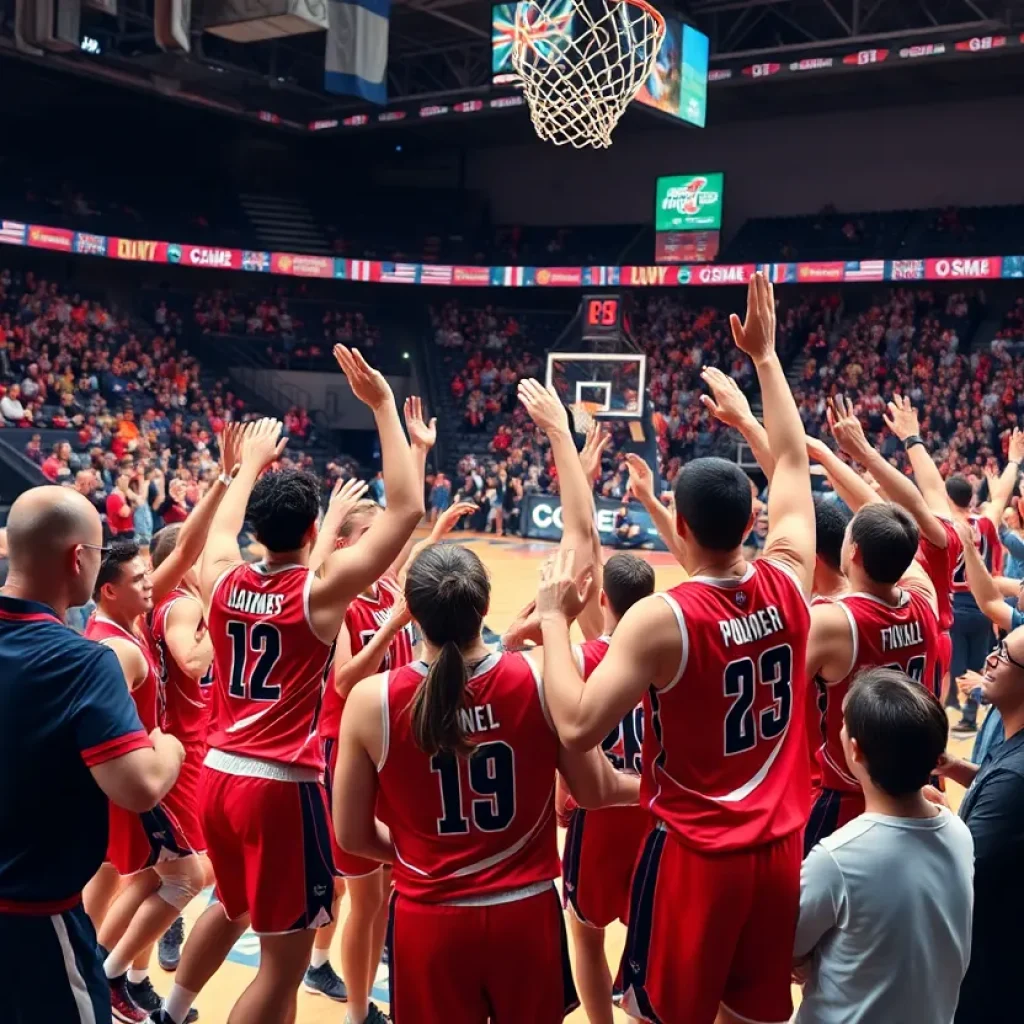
left=79, top=542, right=112, bottom=555
left=995, top=639, right=1024, bottom=671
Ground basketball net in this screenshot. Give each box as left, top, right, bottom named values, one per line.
left=570, top=400, right=602, bottom=435
left=511, top=0, right=666, bottom=149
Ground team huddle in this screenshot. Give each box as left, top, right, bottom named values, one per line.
left=70, top=274, right=1012, bottom=1024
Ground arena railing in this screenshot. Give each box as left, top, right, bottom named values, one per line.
left=1, top=221, right=1021, bottom=288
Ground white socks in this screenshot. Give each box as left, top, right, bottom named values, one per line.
left=127, top=968, right=149, bottom=984
left=310, top=947, right=331, bottom=969
left=164, top=983, right=198, bottom=1024
left=103, top=951, right=131, bottom=980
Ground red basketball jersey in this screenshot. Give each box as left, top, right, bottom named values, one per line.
left=816, top=587, right=942, bottom=793
left=950, top=515, right=1001, bottom=593
left=150, top=588, right=209, bottom=749
left=207, top=561, right=333, bottom=770
left=644, top=559, right=811, bottom=852
left=377, top=651, right=560, bottom=903
left=916, top=517, right=961, bottom=632
left=319, top=577, right=416, bottom=741
left=85, top=614, right=160, bottom=733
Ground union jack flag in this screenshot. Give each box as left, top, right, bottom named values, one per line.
left=492, top=1, right=576, bottom=79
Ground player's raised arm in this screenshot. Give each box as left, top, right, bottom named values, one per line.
left=309, top=347, right=423, bottom=643
left=883, top=395, right=951, bottom=517
left=575, top=422, right=612, bottom=641
left=806, top=601, right=855, bottom=685
left=310, top=476, right=369, bottom=573
left=539, top=547, right=674, bottom=750
left=700, top=366, right=776, bottom=479
left=735, top=272, right=814, bottom=592
left=624, top=453, right=685, bottom=564
left=519, top=379, right=596, bottom=565
left=953, top=519, right=1015, bottom=632
left=198, top=419, right=287, bottom=607
left=828, top=395, right=948, bottom=549
left=161, top=598, right=214, bottom=681
left=982, top=428, right=1024, bottom=529
left=806, top=436, right=882, bottom=513
left=332, top=595, right=410, bottom=699
left=151, top=422, right=242, bottom=604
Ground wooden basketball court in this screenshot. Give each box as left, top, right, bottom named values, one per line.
left=160, top=534, right=973, bottom=1023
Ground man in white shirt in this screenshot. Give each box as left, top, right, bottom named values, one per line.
left=0, top=384, right=27, bottom=424
left=795, top=667, right=974, bottom=1024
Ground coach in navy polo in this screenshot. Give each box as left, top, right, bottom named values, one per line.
left=0, top=486, right=184, bottom=1023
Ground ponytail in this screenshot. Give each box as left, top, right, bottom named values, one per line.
left=411, top=639, right=473, bottom=756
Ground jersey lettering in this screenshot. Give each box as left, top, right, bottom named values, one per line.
left=226, top=620, right=283, bottom=702
left=430, top=741, right=516, bottom=835
left=723, top=643, right=793, bottom=756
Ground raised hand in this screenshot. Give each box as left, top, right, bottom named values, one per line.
left=827, top=396, right=871, bottom=461
left=579, top=422, right=612, bottom=484
left=330, top=475, right=370, bottom=517
left=518, top=378, right=569, bottom=434
left=1009, top=427, right=1024, bottom=465
left=952, top=517, right=978, bottom=549
left=536, top=547, right=595, bottom=622
left=431, top=500, right=477, bottom=540
left=389, top=594, right=412, bottom=631
left=334, top=345, right=394, bottom=410
left=699, top=366, right=754, bottom=428
left=624, top=452, right=655, bottom=503
left=404, top=395, right=437, bottom=450
left=502, top=598, right=542, bottom=650
left=218, top=421, right=242, bottom=479
left=239, top=418, right=287, bottom=471
left=729, top=271, right=777, bottom=363
left=882, top=394, right=920, bottom=441
left=805, top=436, right=834, bottom=463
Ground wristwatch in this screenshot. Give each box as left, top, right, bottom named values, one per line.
left=902, top=435, right=925, bottom=451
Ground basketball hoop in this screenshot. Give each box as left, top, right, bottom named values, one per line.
left=511, top=0, right=666, bottom=149
left=570, top=400, right=602, bottom=435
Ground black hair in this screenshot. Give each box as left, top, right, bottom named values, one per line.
left=150, top=525, right=181, bottom=570
left=843, top=667, right=948, bottom=797
left=404, top=544, right=490, bottom=757
left=673, top=457, right=753, bottom=552
left=945, top=475, right=973, bottom=510
left=849, top=502, right=919, bottom=585
left=602, top=552, right=656, bottom=620
left=815, top=497, right=851, bottom=573
left=94, top=539, right=141, bottom=598
left=245, top=469, right=321, bottom=553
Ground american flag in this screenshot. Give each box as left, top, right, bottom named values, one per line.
left=844, top=260, right=886, bottom=282
left=349, top=260, right=378, bottom=282
left=380, top=262, right=419, bottom=284
left=421, top=264, right=454, bottom=285
left=0, top=221, right=26, bottom=246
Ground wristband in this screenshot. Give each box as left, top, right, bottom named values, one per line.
left=218, top=473, right=232, bottom=487
left=902, top=435, right=925, bottom=451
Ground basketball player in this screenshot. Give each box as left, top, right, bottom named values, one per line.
left=86, top=543, right=205, bottom=1023
left=558, top=553, right=653, bottom=1024
left=332, top=542, right=641, bottom=1024
left=943, top=429, right=1022, bottom=730
left=146, top=524, right=216, bottom=989
left=154, top=347, right=422, bottom=1024
left=540, top=272, right=816, bottom=1024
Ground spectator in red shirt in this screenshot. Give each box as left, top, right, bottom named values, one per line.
left=105, top=471, right=137, bottom=537
left=157, top=477, right=190, bottom=524
left=40, top=443, right=71, bottom=483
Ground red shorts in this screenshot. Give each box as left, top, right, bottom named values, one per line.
left=106, top=799, right=193, bottom=877
left=562, top=804, right=649, bottom=929
left=163, top=742, right=206, bottom=853
left=618, top=824, right=801, bottom=1024
left=323, top=737, right=382, bottom=878
left=387, top=885, right=578, bottom=1024
left=803, top=787, right=864, bottom=857
left=199, top=764, right=336, bottom=935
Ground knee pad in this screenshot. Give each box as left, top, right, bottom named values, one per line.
left=157, top=863, right=203, bottom=910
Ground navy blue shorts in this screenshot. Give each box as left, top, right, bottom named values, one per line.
left=0, top=903, right=110, bottom=1022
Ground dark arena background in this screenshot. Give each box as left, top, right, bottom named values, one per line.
left=0, top=0, right=1022, bottom=1021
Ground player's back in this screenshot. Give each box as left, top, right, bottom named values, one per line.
left=647, top=559, right=811, bottom=851
left=207, top=561, right=332, bottom=769
left=85, top=614, right=160, bottom=732
left=319, top=577, right=415, bottom=742
left=582, top=635, right=642, bottom=776
left=951, top=514, right=1000, bottom=609
left=817, top=587, right=942, bottom=792
left=377, top=650, right=560, bottom=903
left=151, top=588, right=209, bottom=749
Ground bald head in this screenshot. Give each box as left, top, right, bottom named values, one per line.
left=7, top=486, right=100, bottom=561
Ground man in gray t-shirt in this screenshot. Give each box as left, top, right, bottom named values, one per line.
left=794, top=668, right=974, bottom=1024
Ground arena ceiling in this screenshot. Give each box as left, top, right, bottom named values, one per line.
left=1, top=0, right=1023, bottom=127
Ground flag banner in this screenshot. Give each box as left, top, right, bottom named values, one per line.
left=325, top=0, right=390, bottom=104
left=379, top=261, right=420, bottom=283
left=421, top=265, right=454, bottom=285
left=843, top=259, right=886, bottom=281
left=0, top=221, right=27, bottom=246
left=349, top=260, right=381, bottom=282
